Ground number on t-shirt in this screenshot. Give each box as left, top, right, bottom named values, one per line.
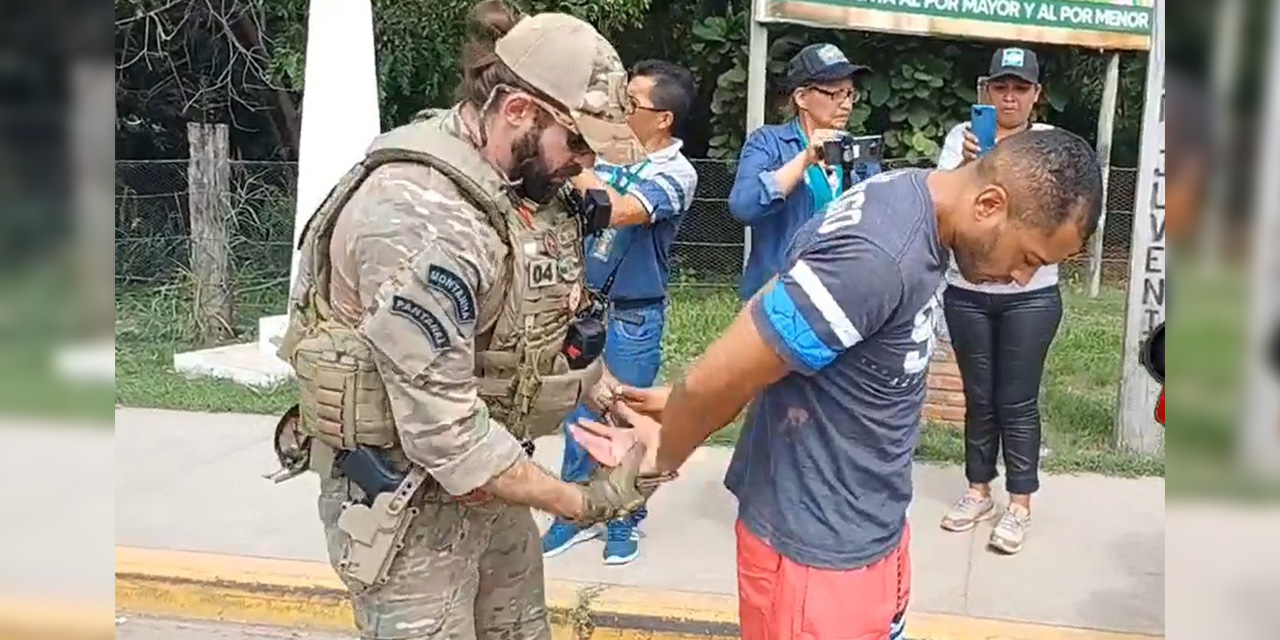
left=818, top=189, right=865, bottom=235
left=817, top=170, right=902, bottom=236
left=903, top=294, right=939, bottom=374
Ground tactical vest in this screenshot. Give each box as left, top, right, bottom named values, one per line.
left=278, top=113, right=603, bottom=456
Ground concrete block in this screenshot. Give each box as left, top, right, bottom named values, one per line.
left=54, top=339, right=116, bottom=384
left=257, top=314, right=288, bottom=357
left=173, top=342, right=294, bottom=388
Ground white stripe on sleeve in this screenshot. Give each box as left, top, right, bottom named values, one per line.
left=790, top=259, right=863, bottom=348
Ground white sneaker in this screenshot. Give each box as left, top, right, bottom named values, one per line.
left=940, top=492, right=996, bottom=532
left=988, top=503, right=1031, bottom=554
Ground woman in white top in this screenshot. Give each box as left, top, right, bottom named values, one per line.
left=936, top=47, right=1063, bottom=555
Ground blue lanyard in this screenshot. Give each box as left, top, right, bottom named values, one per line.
left=602, top=159, right=650, bottom=194
left=591, top=159, right=651, bottom=297
left=793, top=120, right=842, bottom=213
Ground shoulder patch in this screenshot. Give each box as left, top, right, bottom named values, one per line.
left=426, top=264, right=476, bottom=324
left=391, top=295, right=451, bottom=351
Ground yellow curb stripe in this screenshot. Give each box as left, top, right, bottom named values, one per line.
left=905, top=613, right=1162, bottom=640
left=114, top=547, right=1160, bottom=640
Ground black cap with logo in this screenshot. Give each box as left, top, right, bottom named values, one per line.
left=786, top=43, right=872, bottom=91
left=988, top=47, right=1040, bottom=84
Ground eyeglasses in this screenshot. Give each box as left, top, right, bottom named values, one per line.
left=626, top=95, right=668, bottom=115
left=807, top=86, right=858, bottom=104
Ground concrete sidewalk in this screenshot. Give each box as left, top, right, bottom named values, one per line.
left=115, top=407, right=1165, bottom=637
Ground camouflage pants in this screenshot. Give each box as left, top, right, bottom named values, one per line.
left=319, top=476, right=551, bottom=640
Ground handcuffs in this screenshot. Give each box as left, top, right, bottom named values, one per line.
left=593, top=384, right=680, bottom=489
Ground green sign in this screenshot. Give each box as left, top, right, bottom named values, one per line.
left=760, top=0, right=1154, bottom=50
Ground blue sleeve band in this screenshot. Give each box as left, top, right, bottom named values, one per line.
left=656, top=172, right=688, bottom=212
left=759, top=282, right=838, bottom=372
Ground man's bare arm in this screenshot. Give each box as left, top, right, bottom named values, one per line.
left=484, top=457, right=585, bottom=519
left=654, top=303, right=790, bottom=473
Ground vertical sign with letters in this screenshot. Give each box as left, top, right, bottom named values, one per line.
left=1116, top=0, right=1164, bottom=454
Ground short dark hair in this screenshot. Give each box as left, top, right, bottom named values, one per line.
left=631, top=59, right=698, bottom=136
left=976, top=128, right=1104, bottom=241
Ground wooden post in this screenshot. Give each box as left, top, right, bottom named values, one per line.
left=1115, top=0, right=1165, bottom=455
left=1199, top=0, right=1243, bottom=272
left=186, top=122, right=235, bottom=344
left=744, top=0, right=769, bottom=274
left=1240, top=0, right=1280, bottom=477
left=72, top=61, right=114, bottom=338
left=1087, top=52, right=1121, bottom=298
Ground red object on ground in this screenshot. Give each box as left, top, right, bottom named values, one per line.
left=735, top=519, right=911, bottom=639
left=1155, top=388, right=1165, bottom=425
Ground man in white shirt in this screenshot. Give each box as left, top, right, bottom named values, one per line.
left=542, top=59, right=700, bottom=565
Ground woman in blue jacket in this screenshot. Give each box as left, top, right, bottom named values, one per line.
left=729, top=42, right=870, bottom=301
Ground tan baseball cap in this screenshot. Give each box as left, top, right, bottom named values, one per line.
left=495, top=13, right=646, bottom=165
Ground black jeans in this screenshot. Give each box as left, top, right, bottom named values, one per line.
left=942, top=284, right=1063, bottom=495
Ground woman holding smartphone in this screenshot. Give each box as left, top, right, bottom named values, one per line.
left=935, top=47, right=1060, bottom=554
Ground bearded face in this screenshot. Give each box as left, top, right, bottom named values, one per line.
left=509, top=119, right=583, bottom=205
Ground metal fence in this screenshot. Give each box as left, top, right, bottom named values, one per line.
left=115, top=158, right=1139, bottom=296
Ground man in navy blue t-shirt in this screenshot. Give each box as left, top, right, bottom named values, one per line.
left=573, top=129, right=1104, bottom=639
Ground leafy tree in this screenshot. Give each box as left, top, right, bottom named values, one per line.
left=115, top=0, right=1151, bottom=165
left=115, top=0, right=651, bottom=160
left=675, top=6, right=1148, bottom=165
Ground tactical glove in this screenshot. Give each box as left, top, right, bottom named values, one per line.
left=584, top=369, right=622, bottom=414
left=572, top=441, right=676, bottom=526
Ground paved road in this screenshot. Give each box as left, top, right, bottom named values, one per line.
left=115, top=407, right=1166, bottom=635
left=116, top=617, right=348, bottom=640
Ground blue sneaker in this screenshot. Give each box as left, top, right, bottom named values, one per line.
left=603, top=520, right=639, bottom=565
left=541, top=519, right=599, bottom=558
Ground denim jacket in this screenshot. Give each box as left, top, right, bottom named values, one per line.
left=729, top=119, right=837, bottom=301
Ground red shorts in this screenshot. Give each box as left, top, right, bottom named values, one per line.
left=735, top=519, right=911, bottom=640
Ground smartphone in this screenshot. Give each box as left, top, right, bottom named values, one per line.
left=970, top=104, right=997, bottom=155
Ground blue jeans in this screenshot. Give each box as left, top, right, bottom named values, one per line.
left=560, top=300, right=665, bottom=525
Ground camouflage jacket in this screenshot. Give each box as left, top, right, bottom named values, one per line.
left=282, top=106, right=603, bottom=496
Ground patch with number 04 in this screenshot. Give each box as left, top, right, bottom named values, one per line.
left=528, top=259, right=557, bottom=288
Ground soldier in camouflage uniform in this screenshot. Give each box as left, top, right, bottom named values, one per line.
left=268, top=6, right=668, bottom=639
